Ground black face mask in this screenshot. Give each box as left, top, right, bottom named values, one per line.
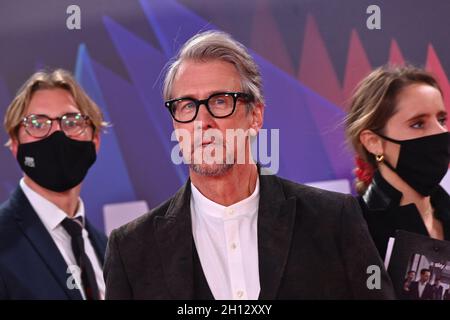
left=17, top=131, right=97, bottom=192
left=377, top=132, right=450, bottom=196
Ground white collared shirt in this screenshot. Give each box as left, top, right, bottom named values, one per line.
left=20, top=178, right=105, bottom=300
left=190, top=178, right=260, bottom=300
left=418, top=281, right=427, bottom=298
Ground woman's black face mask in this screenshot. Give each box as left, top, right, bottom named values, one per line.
left=376, top=132, right=449, bottom=196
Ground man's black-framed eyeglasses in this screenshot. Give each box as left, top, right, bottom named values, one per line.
left=165, top=92, right=254, bottom=123
left=21, top=112, right=92, bottom=139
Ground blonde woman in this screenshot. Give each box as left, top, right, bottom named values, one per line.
left=345, top=65, right=449, bottom=260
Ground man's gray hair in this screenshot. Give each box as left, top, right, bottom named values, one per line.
left=163, top=30, right=264, bottom=106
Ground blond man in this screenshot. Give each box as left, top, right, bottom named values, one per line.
left=0, top=69, right=107, bottom=300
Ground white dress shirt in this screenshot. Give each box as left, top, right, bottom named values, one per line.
left=190, top=178, right=260, bottom=300
left=20, top=178, right=106, bottom=300
left=418, top=281, right=427, bottom=298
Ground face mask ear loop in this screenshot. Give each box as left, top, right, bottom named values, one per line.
left=90, top=125, right=97, bottom=143
left=375, top=132, right=402, bottom=144
left=379, top=155, right=397, bottom=173
left=374, top=131, right=401, bottom=174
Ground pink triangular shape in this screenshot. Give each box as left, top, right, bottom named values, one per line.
left=250, top=0, right=294, bottom=75
left=343, top=29, right=372, bottom=109
left=298, top=14, right=343, bottom=107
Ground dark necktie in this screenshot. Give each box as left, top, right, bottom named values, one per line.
left=61, top=217, right=100, bottom=300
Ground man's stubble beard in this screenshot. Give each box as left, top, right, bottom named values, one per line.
left=189, top=162, right=234, bottom=176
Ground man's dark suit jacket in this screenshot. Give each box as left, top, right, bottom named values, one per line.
left=0, top=186, right=107, bottom=299
left=433, top=285, right=443, bottom=300
left=444, top=289, right=450, bottom=300
left=104, top=174, right=395, bottom=299
left=408, top=281, right=434, bottom=300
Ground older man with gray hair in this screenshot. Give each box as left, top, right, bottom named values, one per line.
left=104, top=30, right=394, bottom=300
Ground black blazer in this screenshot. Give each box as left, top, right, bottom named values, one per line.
left=104, top=174, right=395, bottom=299
left=359, top=171, right=450, bottom=260
left=433, top=285, right=444, bottom=300
left=0, top=186, right=107, bottom=299
left=408, top=281, right=434, bottom=300
left=444, top=289, right=450, bottom=300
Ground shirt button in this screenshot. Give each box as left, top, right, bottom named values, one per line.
left=236, top=290, right=244, bottom=298
left=231, top=243, right=237, bottom=250
left=226, top=208, right=234, bottom=215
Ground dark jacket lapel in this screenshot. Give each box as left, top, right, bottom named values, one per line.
left=257, top=174, right=296, bottom=300
left=152, top=173, right=297, bottom=300
left=10, top=187, right=83, bottom=300
left=153, top=181, right=194, bottom=299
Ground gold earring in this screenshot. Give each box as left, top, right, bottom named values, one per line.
left=375, top=154, right=384, bottom=162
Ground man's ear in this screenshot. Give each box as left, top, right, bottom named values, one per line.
left=249, top=102, right=264, bottom=133
left=10, top=138, right=19, bottom=158
left=93, top=132, right=101, bottom=153
left=359, top=129, right=384, bottom=156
